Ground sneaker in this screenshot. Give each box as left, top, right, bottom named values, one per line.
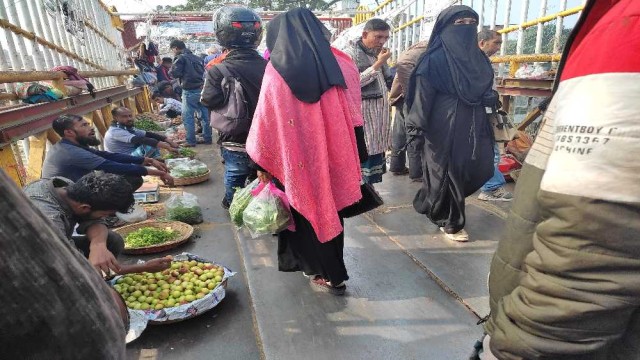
left=310, top=276, right=346, bottom=296
left=221, top=198, right=230, bottom=210
left=440, top=227, right=469, bottom=242
left=410, top=177, right=423, bottom=183
left=478, top=187, right=513, bottom=202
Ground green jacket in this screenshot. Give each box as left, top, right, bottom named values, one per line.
left=484, top=0, right=640, bottom=358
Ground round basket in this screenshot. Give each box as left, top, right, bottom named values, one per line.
left=173, top=170, right=210, bottom=186
left=116, top=220, right=194, bottom=255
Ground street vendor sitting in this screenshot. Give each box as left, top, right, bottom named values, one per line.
left=42, top=114, right=174, bottom=189
left=104, top=106, right=179, bottom=159
left=24, top=172, right=172, bottom=276
left=152, top=93, right=182, bottom=119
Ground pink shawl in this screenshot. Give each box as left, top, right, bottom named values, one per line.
left=246, top=48, right=364, bottom=242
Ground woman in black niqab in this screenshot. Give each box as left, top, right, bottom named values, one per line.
left=404, top=5, right=497, bottom=241
left=266, top=8, right=346, bottom=103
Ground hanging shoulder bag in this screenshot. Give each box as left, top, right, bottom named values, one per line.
left=489, top=108, right=518, bottom=142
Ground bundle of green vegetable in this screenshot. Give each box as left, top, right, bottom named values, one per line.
left=125, top=227, right=178, bottom=248
left=134, top=118, right=165, bottom=131
left=242, top=186, right=291, bottom=238
left=229, top=179, right=260, bottom=227
left=166, top=192, right=203, bottom=224
left=163, top=147, right=197, bottom=160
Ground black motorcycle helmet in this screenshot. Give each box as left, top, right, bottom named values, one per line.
left=213, top=6, right=263, bottom=49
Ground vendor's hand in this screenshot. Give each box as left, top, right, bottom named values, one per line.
left=142, top=257, right=172, bottom=273
left=88, top=246, right=121, bottom=275
left=158, top=141, right=179, bottom=153
left=167, top=140, right=180, bottom=149
left=160, top=173, right=175, bottom=186
left=257, top=170, right=272, bottom=183
left=150, top=158, right=169, bottom=172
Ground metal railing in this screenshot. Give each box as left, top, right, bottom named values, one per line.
left=353, top=0, right=584, bottom=68
left=0, top=0, right=146, bottom=186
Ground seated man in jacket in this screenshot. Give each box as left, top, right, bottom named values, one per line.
left=155, top=57, right=173, bottom=83
left=153, top=80, right=182, bottom=101
left=200, top=6, right=267, bottom=209
left=104, top=106, right=179, bottom=158
left=42, top=114, right=174, bottom=189
left=25, top=172, right=171, bottom=276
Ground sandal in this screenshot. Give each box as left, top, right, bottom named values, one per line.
left=439, top=227, right=469, bottom=242
left=310, top=276, right=346, bottom=296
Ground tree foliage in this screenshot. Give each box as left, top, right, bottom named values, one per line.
left=505, top=22, right=572, bottom=54
left=167, top=0, right=340, bottom=12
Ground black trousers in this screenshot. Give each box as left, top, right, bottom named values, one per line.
left=72, top=230, right=125, bottom=258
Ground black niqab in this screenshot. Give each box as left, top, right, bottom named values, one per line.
left=406, top=5, right=494, bottom=108
left=266, top=8, right=346, bottom=103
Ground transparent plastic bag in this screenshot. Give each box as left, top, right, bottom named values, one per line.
left=242, top=182, right=293, bottom=239
left=165, top=192, right=203, bottom=224
left=168, top=159, right=209, bottom=178
left=116, top=204, right=147, bottom=223
left=228, top=178, right=260, bottom=227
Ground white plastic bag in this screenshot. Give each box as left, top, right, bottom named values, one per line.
left=116, top=204, right=147, bottom=224
left=242, top=182, right=293, bottom=239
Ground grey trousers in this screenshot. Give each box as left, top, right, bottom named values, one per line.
left=389, top=105, right=424, bottom=179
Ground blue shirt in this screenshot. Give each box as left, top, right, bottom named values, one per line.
left=42, top=139, right=147, bottom=181
left=104, top=126, right=147, bottom=154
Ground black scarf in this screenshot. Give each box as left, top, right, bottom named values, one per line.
left=406, top=6, right=495, bottom=108
left=266, top=8, right=346, bottom=103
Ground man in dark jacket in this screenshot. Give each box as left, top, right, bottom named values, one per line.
left=169, top=39, right=212, bottom=147
left=200, top=6, right=266, bottom=209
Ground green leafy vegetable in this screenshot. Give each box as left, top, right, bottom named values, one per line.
left=163, top=147, right=197, bottom=160
left=229, top=179, right=260, bottom=227
left=167, top=206, right=203, bottom=224
left=242, top=187, right=291, bottom=238
left=125, top=227, right=178, bottom=248
left=134, top=118, right=165, bottom=131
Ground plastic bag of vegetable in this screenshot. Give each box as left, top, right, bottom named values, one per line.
left=242, top=181, right=294, bottom=238
left=165, top=192, right=203, bottom=224
left=229, top=178, right=260, bottom=227
left=168, top=159, right=209, bottom=178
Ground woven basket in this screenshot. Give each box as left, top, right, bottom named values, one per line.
left=173, top=170, right=210, bottom=186
left=116, top=220, right=194, bottom=255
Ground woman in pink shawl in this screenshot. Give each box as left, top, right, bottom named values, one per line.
left=246, top=8, right=366, bottom=295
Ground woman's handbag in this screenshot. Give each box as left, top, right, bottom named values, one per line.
left=489, top=108, right=517, bottom=142
left=338, top=183, right=384, bottom=218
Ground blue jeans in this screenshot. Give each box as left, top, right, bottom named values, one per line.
left=222, top=148, right=251, bottom=203
left=182, top=89, right=212, bottom=145
left=481, top=143, right=506, bottom=192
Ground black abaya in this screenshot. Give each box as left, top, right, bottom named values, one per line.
left=278, top=207, right=348, bottom=285
left=405, top=5, right=496, bottom=233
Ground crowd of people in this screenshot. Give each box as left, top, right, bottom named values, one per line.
left=4, top=0, right=638, bottom=358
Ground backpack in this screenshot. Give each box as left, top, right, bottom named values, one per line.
left=208, top=63, right=250, bottom=136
